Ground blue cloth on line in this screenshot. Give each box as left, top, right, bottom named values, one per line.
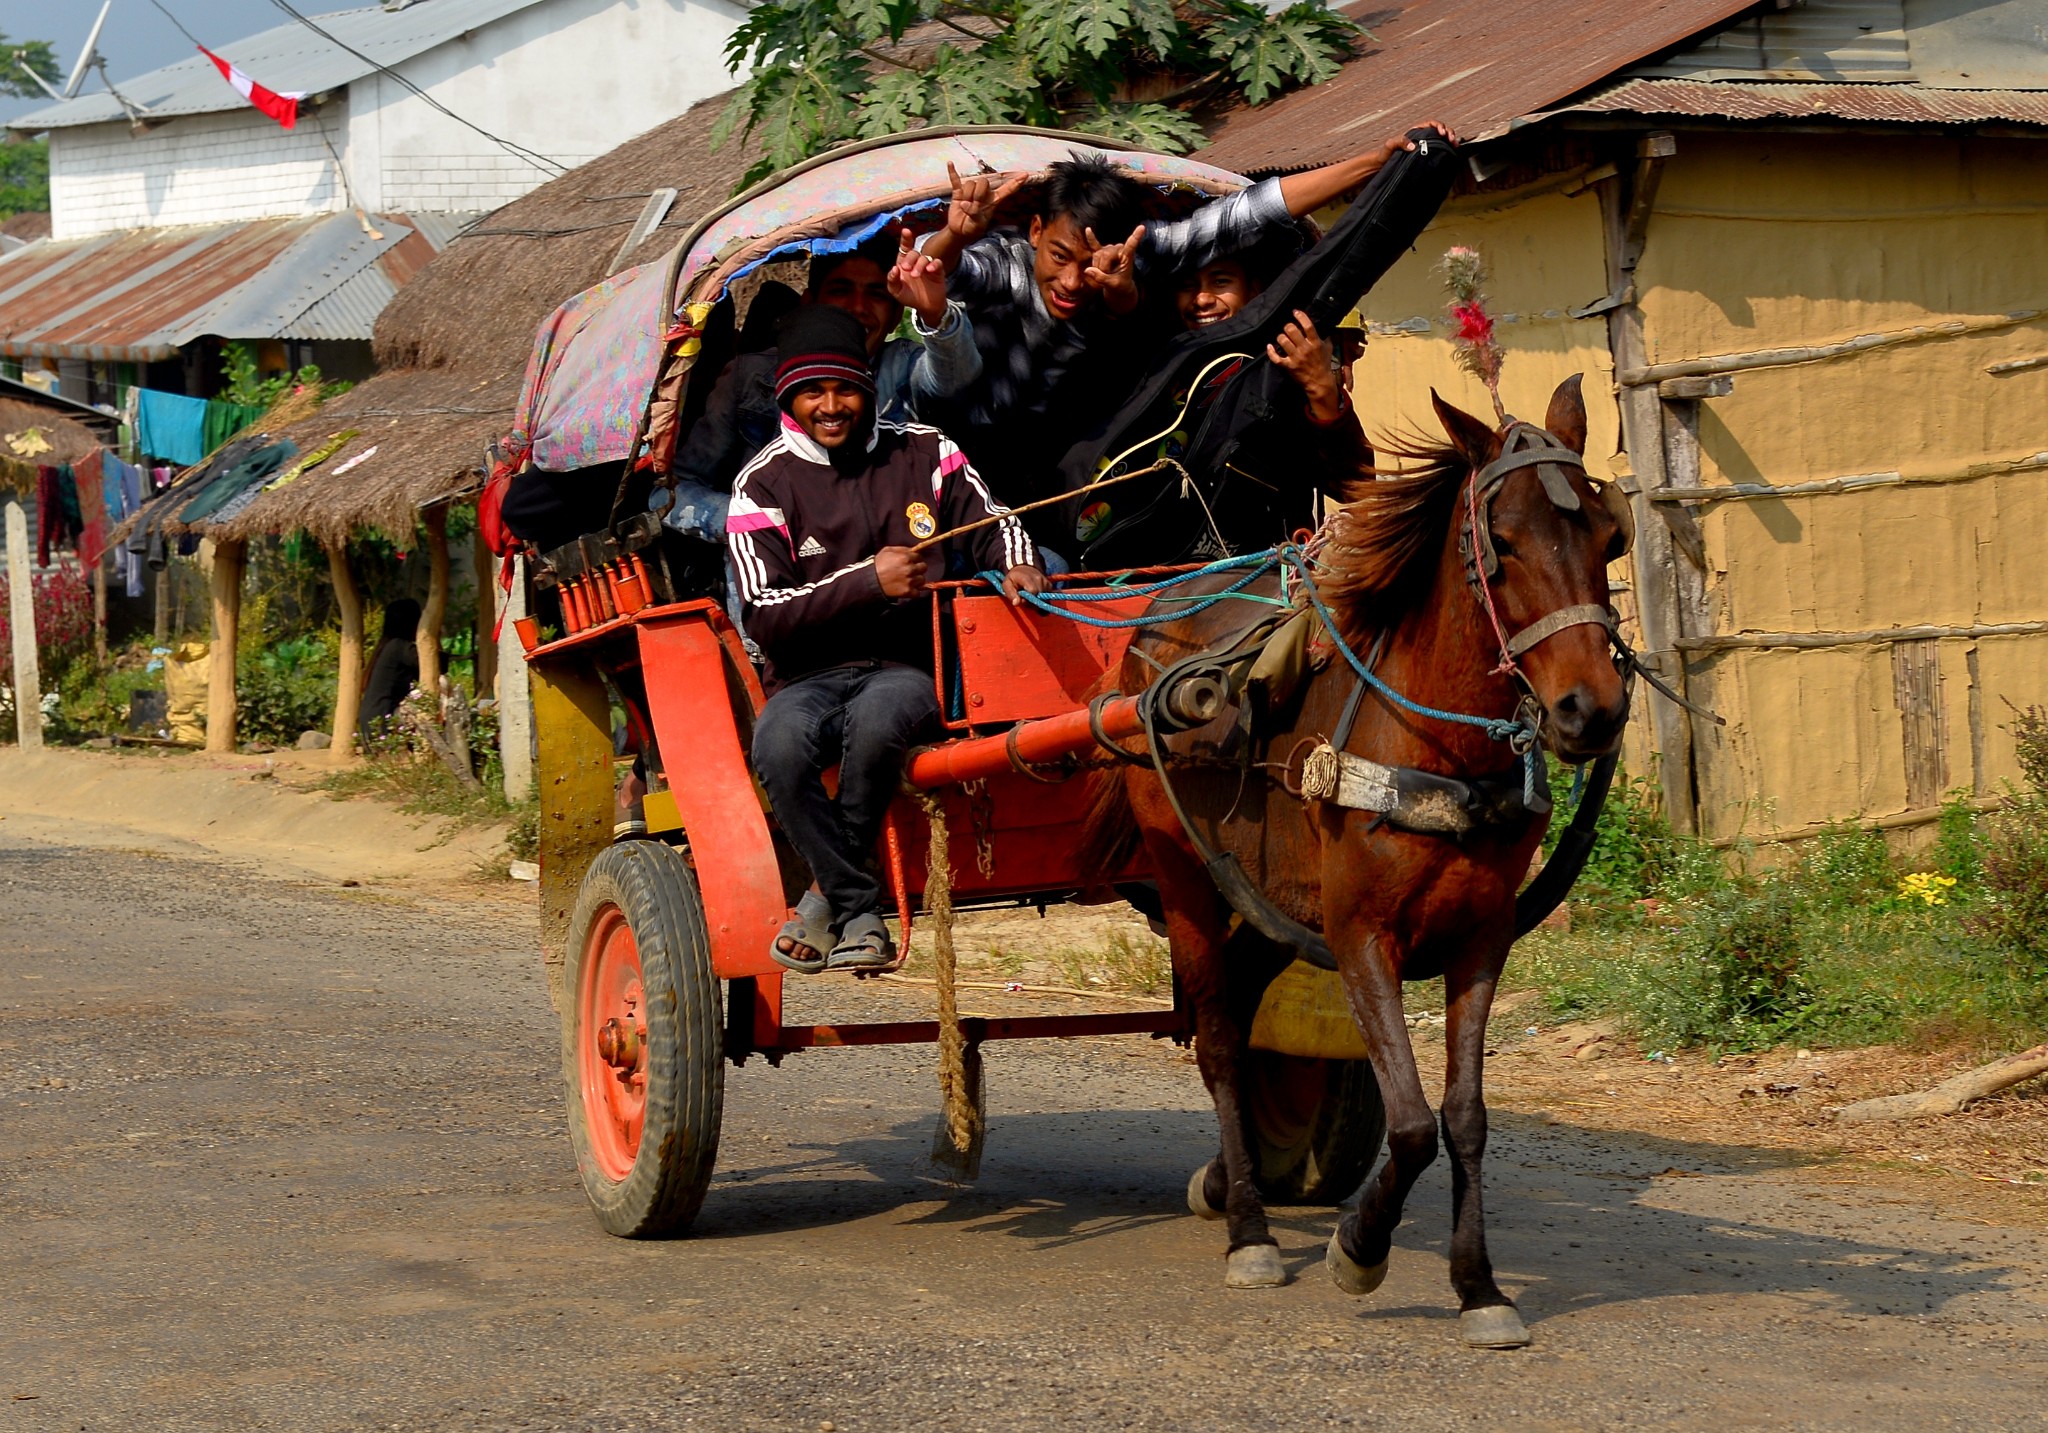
left=135, top=389, right=208, bottom=466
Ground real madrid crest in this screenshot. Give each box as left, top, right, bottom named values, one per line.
left=905, top=501, right=936, bottom=540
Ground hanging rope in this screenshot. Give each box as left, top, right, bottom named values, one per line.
left=917, top=791, right=978, bottom=1157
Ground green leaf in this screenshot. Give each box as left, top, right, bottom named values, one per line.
left=1017, top=0, right=1130, bottom=70
left=856, top=67, right=931, bottom=138
left=1126, top=0, right=1181, bottom=59
left=1069, top=102, right=1205, bottom=154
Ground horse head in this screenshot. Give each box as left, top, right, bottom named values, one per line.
left=1430, top=376, right=1632, bottom=761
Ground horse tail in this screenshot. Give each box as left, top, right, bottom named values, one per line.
left=1077, top=767, right=1143, bottom=879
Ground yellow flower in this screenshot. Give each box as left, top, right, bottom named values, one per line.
left=1896, top=872, right=1958, bottom=906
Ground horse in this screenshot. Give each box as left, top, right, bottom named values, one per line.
left=1084, top=375, right=1632, bottom=1346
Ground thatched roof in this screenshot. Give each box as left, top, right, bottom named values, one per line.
left=378, top=93, right=753, bottom=379
left=1, top=393, right=106, bottom=494
left=220, top=368, right=521, bottom=544
left=207, top=92, right=758, bottom=541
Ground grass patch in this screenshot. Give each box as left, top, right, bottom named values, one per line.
left=1516, top=733, right=2048, bottom=1055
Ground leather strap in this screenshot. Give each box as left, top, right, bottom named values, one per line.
left=1506, top=603, right=1615, bottom=657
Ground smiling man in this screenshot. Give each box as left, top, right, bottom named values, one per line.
left=730, top=306, right=1044, bottom=973
left=919, top=128, right=1449, bottom=557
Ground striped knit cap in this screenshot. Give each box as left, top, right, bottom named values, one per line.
left=773, top=305, right=875, bottom=410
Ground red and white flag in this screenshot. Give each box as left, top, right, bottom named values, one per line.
left=198, top=46, right=303, bottom=130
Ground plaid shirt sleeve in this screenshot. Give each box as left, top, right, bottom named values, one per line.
left=1138, top=177, right=1292, bottom=277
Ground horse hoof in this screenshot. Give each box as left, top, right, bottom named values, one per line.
left=1325, top=1232, right=1387, bottom=1297
left=1224, top=1243, right=1288, bottom=1289
left=1460, top=1304, right=1531, bottom=1349
left=1187, top=1164, right=1222, bottom=1221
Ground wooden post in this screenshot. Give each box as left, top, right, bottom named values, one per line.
left=417, top=505, right=449, bottom=701
left=204, top=538, right=245, bottom=753
left=327, top=540, right=363, bottom=761
left=92, top=561, right=107, bottom=664
left=5, top=498, right=41, bottom=749
left=153, top=566, right=169, bottom=643
left=1596, top=133, right=1698, bottom=834
left=497, top=554, right=534, bottom=802
left=472, top=516, right=497, bottom=703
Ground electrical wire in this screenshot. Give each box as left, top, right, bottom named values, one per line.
left=146, top=0, right=568, bottom=177
left=261, top=0, right=567, bottom=176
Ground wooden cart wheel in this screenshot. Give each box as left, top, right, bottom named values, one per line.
left=1244, top=1050, right=1385, bottom=1205
left=563, top=841, right=723, bottom=1237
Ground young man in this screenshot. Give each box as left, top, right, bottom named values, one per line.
left=665, top=235, right=982, bottom=542
left=731, top=307, right=1045, bottom=972
left=919, top=124, right=1451, bottom=550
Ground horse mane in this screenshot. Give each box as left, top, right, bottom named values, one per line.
left=1318, top=430, right=1471, bottom=644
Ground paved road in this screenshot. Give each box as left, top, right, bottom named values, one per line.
left=5, top=834, right=2048, bottom=1431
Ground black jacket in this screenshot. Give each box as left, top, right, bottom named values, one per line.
left=729, top=419, right=1036, bottom=691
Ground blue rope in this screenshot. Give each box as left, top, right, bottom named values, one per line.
left=975, top=555, right=1279, bottom=630
left=970, top=542, right=1534, bottom=748
left=1275, top=546, right=1533, bottom=747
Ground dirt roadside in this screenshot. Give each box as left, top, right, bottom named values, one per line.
left=0, top=746, right=510, bottom=887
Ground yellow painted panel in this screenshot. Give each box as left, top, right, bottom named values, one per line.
left=1248, top=960, right=1371, bottom=1060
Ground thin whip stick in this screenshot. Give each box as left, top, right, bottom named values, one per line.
left=908, top=350, right=1255, bottom=554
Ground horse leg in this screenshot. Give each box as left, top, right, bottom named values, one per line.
left=1441, top=952, right=1529, bottom=1348
left=1327, top=931, right=1437, bottom=1297
left=1144, top=831, right=1285, bottom=1289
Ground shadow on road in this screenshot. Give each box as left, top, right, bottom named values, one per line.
left=689, top=1104, right=2027, bottom=1330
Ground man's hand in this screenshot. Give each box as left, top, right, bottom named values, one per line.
left=875, top=546, right=929, bottom=600
left=1379, top=119, right=1457, bottom=161
left=1266, top=310, right=1346, bottom=426
left=885, top=227, right=949, bottom=329
left=1001, top=563, right=1049, bottom=607
left=945, top=162, right=1023, bottom=245
left=1277, top=120, right=1459, bottom=217
left=1083, top=224, right=1145, bottom=315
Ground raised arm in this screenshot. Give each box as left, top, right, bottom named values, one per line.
left=1275, top=121, right=1458, bottom=217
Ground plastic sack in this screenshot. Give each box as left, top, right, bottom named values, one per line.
left=163, top=641, right=208, bottom=745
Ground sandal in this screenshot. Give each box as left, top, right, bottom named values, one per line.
left=770, top=891, right=836, bottom=974
left=825, top=912, right=897, bottom=972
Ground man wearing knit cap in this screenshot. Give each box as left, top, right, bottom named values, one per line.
left=732, top=306, right=1046, bottom=973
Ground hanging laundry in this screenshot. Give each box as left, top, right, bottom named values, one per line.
left=103, top=455, right=147, bottom=597
left=177, top=440, right=296, bottom=524
left=35, top=464, right=83, bottom=566
left=72, top=451, right=107, bottom=566
left=202, top=399, right=267, bottom=455
left=134, top=390, right=208, bottom=466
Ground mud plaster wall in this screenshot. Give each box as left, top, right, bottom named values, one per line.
left=1638, top=132, right=2048, bottom=841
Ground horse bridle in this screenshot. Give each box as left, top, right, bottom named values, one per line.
left=1457, top=420, right=1635, bottom=687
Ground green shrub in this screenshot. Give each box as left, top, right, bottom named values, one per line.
left=1964, top=706, right=2048, bottom=985
left=237, top=633, right=337, bottom=746
left=1639, top=876, right=1818, bottom=1050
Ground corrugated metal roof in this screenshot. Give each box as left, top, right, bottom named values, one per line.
left=1196, top=0, right=1767, bottom=175
left=9, top=0, right=548, bottom=133
left=1545, top=78, right=2048, bottom=128
left=0, top=211, right=455, bottom=360
left=280, top=211, right=475, bottom=340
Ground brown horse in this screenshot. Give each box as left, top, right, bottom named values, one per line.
left=1087, top=376, right=1631, bottom=1345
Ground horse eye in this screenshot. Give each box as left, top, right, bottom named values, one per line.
left=1492, top=535, right=1514, bottom=560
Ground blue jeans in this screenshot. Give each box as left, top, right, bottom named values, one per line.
left=751, top=662, right=940, bottom=919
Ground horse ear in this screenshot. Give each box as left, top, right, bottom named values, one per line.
left=1544, top=373, right=1588, bottom=455
left=1430, top=389, right=1499, bottom=467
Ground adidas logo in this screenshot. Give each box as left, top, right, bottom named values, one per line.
left=797, top=535, right=826, bottom=558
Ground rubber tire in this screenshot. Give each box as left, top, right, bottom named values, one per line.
left=1244, top=1051, right=1385, bottom=1205
left=564, top=841, right=724, bottom=1237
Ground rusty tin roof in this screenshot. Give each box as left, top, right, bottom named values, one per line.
left=0, top=211, right=457, bottom=362
left=1541, top=78, right=2048, bottom=129
left=1196, top=0, right=1768, bottom=174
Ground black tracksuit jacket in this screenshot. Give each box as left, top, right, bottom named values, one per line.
left=728, top=418, right=1037, bottom=692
